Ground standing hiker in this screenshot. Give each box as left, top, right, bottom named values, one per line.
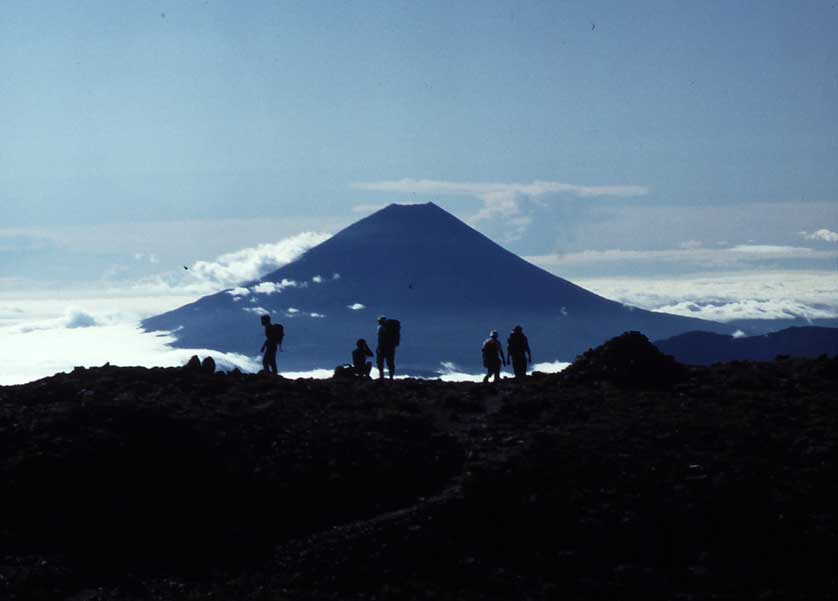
left=260, top=314, right=284, bottom=375
left=481, top=330, right=506, bottom=383
left=507, top=325, right=532, bottom=379
left=376, top=316, right=400, bottom=380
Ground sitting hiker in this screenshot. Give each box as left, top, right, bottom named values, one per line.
left=481, top=330, right=507, bottom=383
left=352, top=338, right=374, bottom=379
left=507, top=325, right=532, bottom=379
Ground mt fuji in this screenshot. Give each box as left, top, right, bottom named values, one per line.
left=143, top=203, right=733, bottom=374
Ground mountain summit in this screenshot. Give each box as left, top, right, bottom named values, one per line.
left=143, top=203, right=732, bottom=373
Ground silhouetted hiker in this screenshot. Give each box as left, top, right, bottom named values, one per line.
left=260, top=314, right=284, bottom=375
left=482, top=330, right=506, bottom=383
left=507, top=325, right=532, bottom=379
left=376, top=316, right=400, bottom=380
left=352, top=338, right=374, bottom=379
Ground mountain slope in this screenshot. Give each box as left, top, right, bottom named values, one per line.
left=143, top=203, right=732, bottom=372
left=655, top=326, right=838, bottom=365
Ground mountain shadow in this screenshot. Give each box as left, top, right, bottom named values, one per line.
left=143, top=203, right=733, bottom=373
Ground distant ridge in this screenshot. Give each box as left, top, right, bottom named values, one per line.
left=654, top=326, right=838, bottom=365
left=143, top=203, right=733, bottom=372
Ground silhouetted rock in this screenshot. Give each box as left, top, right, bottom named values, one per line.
left=184, top=355, right=201, bottom=371
left=562, top=331, right=687, bottom=387
left=200, top=356, right=216, bottom=374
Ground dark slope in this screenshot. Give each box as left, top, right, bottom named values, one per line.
left=4, top=350, right=838, bottom=600
left=655, top=326, right=838, bottom=365
left=143, top=203, right=732, bottom=372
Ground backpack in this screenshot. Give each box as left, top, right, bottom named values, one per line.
left=269, top=323, right=284, bottom=346
left=508, top=332, right=527, bottom=354
left=482, top=339, right=499, bottom=367
left=333, top=364, right=355, bottom=379
left=383, top=318, right=401, bottom=347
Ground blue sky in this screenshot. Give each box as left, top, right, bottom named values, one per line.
left=1, top=0, right=836, bottom=295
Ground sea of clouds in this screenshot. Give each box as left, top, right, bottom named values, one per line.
left=0, top=301, right=569, bottom=385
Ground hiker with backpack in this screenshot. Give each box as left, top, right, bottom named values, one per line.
left=507, top=325, right=532, bottom=380
left=352, top=338, right=374, bottom=379
left=376, top=316, right=400, bottom=380
left=482, top=330, right=507, bottom=383
left=260, top=314, right=284, bottom=376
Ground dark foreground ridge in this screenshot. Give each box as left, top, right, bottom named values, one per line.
left=2, top=334, right=838, bottom=600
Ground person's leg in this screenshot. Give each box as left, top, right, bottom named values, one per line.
left=386, top=349, right=395, bottom=379
left=364, top=361, right=372, bottom=378
left=513, top=354, right=526, bottom=378
left=483, top=368, right=491, bottom=383
left=376, top=350, right=385, bottom=379
left=492, top=365, right=501, bottom=382
left=268, top=347, right=278, bottom=375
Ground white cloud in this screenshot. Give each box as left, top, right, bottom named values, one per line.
left=11, top=308, right=100, bottom=334
left=190, top=232, right=330, bottom=289
left=575, top=271, right=838, bottom=322
left=436, top=359, right=569, bottom=382
left=332, top=273, right=341, bottom=280
left=532, top=361, right=572, bottom=373
left=226, top=287, right=250, bottom=298
left=242, top=306, right=270, bottom=316
left=352, top=178, right=649, bottom=238
left=802, top=229, right=838, bottom=242
left=309, top=312, right=326, bottom=318
left=65, top=309, right=98, bottom=329
left=679, top=240, right=703, bottom=250
left=526, top=244, right=837, bottom=274
left=732, top=330, right=747, bottom=338
left=133, top=252, right=160, bottom=264
left=727, top=244, right=814, bottom=256
left=251, top=279, right=298, bottom=295
left=287, top=307, right=300, bottom=314
left=0, top=319, right=257, bottom=386
left=347, top=303, right=366, bottom=310
left=312, top=275, right=323, bottom=284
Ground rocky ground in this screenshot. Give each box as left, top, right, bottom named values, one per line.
left=2, top=332, right=837, bottom=600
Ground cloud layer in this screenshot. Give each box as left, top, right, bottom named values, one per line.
left=0, top=301, right=567, bottom=386
left=802, top=229, right=838, bottom=242
left=575, top=270, right=838, bottom=322
left=190, top=232, right=331, bottom=289
left=353, top=178, right=649, bottom=238
left=527, top=244, right=838, bottom=277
